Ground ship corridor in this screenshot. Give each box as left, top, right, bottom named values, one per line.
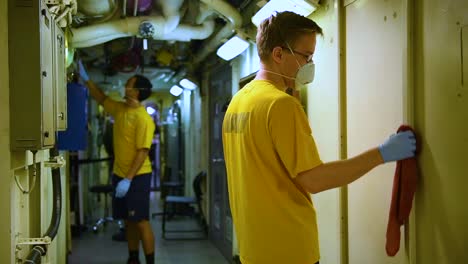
left=1, top=0, right=467, bottom=264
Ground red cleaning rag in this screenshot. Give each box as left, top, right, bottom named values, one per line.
left=386, top=125, right=419, bottom=256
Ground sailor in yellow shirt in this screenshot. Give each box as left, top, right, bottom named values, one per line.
left=223, top=12, right=416, bottom=264
left=224, top=79, right=323, bottom=264
left=79, top=60, right=156, bottom=264
left=103, top=97, right=154, bottom=179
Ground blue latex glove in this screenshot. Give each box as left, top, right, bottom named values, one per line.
left=78, top=60, right=90, bottom=82
left=115, top=178, right=132, bottom=198
left=378, top=130, right=416, bottom=163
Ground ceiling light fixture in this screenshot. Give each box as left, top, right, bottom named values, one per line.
left=179, top=78, right=198, bottom=90
left=169, top=85, right=184, bottom=97
left=251, top=0, right=319, bottom=27
left=216, top=35, right=250, bottom=61
left=146, top=106, right=156, bottom=115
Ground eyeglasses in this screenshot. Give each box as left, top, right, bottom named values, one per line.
left=281, top=46, right=314, bottom=63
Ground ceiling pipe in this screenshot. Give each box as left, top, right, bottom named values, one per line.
left=78, top=0, right=116, bottom=16
left=72, top=0, right=190, bottom=48
left=160, top=20, right=214, bottom=41
left=160, top=0, right=184, bottom=33
left=126, top=0, right=152, bottom=13
left=195, top=2, right=215, bottom=24
left=133, top=0, right=139, bottom=16
left=200, top=0, right=242, bottom=28
left=71, top=16, right=215, bottom=47
left=193, top=0, right=242, bottom=64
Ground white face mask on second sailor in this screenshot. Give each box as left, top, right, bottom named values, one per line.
left=284, top=42, right=316, bottom=89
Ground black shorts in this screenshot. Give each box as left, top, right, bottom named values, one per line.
left=112, top=173, right=151, bottom=221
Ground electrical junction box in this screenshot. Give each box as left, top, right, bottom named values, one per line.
left=8, top=0, right=66, bottom=150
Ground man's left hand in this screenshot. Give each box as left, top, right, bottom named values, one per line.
left=115, top=178, right=132, bottom=198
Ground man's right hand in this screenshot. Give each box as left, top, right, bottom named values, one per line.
left=78, top=60, right=90, bottom=82
left=77, top=60, right=108, bottom=104
left=378, top=131, right=416, bottom=163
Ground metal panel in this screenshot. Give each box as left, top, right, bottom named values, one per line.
left=53, top=22, right=67, bottom=131
left=209, top=63, right=232, bottom=261
left=346, top=1, right=406, bottom=263
left=8, top=0, right=55, bottom=150
left=413, top=1, right=468, bottom=263
left=41, top=10, right=55, bottom=147
left=308, top=1, right=342, bottom=263
left=164, top=103, right=183, bottom=184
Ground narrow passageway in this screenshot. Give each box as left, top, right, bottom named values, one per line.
left=68, top=192, right=228, bottom=264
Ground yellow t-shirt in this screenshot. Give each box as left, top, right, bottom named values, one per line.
left=103, top=98, right=155, bottom=178
left=222, top=80, right=323, bottom=264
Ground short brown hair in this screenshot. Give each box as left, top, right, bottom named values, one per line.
left=256, top=11, right=323, bottom=61
left=132, top=75, right=153, bottom=101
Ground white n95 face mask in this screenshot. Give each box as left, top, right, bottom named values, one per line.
left=260, top=63, right=316, bottom=92
left=284, top=42, right=315, bottom=89
left=295, top=61, right=315, bottom=88
left=260, top=43, right=316, bottom=91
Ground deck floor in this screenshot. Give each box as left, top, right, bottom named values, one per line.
left=68, top=192, right=229, bottom=264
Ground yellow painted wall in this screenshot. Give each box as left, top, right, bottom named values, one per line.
left=346, top=1, right=407, bottom=263
left=0, top=0, right=13, bottom=261
left=1, top=2, right=69, bottom=263
left=414, top=0, right=468, bottom=263
left=309, top=1, right=342, bottom=263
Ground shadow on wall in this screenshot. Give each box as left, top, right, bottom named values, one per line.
left=416, top=142, right=463, bottom=262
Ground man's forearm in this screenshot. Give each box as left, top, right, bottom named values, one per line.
left=296, top=148, right=384, bottom=194
left=125, top=149, right=150, bottom=180
left=84, top=80, right=107, bottom=105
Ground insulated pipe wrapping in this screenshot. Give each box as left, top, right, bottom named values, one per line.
left=71, top=16, right=215, bottom=47
left=72, top=16, right=165, bottom=47
left=71, top=0, right=241, bottom=50
left=78, top=0, right=116, bottom=16
left=200, top=0, right=242, bottom=28
left=72, top=0, right=185, bottom=47
left=160, top=20, right=215, bottom=41
left=160, top=0, right=184, bottom=33
left=196, top=3, right=216, bottom=24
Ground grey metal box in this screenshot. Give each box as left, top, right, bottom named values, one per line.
left=9, top=0, right=56, bottom=150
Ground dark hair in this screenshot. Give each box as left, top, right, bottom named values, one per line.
left=132, top=74, right=153, bottom=101
left=256, top=11, right=323, bottom=61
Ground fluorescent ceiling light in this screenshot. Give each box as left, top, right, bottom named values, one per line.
left=216, top=36, right=250, bottom=61
left=146, top=106, right=156, bottom=115
left=169, top=85, right=183, bottom=96
left=251, top=0, right=319, bottom=27
left=179, top=78, right=197, bottom=90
